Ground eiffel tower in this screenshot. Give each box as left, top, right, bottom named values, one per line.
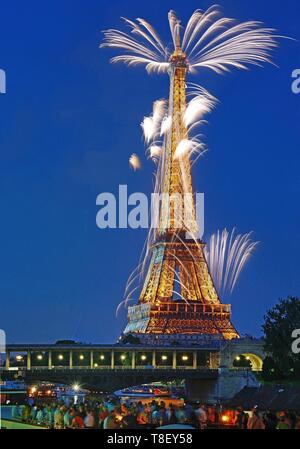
left=123, top=37, right=239, bottom=341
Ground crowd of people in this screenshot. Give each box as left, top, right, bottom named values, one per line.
left=234, top=406, right=300, bottom=429
left=10, top=397, right=300, bottom=429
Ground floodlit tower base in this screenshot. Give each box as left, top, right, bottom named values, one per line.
left=123, top=238, right=239, bottom=340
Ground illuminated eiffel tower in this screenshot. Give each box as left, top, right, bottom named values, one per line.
left=123, top=37, right=239, bottom=340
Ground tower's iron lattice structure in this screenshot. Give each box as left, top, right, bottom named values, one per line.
left=124, top=41, right=239, bottom=340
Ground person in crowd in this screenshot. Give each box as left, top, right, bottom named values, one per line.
left=63, top=407, right=72, bottom=428
left=54, top=406, right=63, bottom=429
left=294, top=414, right=300, bottom=429
left=123, top=409, right=138, bottom=429
left=195, top=404, right=207, bottom=429
left=243, top=412, right=249, bottom=429
left=276, top=412, right=291, bottom=429
left=21, top=403, right=31, bottom=422
left=263, top=411, right=277, bottom=429
left=234, top=406, right=245, bottom=429
left=159, top=405, right=168, bottom=426
left=84, top=410, right=95, bottom=428
left=98, top=404, right=109, bottom=428
left=151, top=404, right=161, bottom=426
left=287, top=411, right=297, bottom=429
left=247, top=409, right=265, bottom=429
left=72, top=411, right=85, bottom=429
left=168, top=407, right=178, bottom=425
left=35, top=406, right=44, bottom=425
left=184, top=402, right=195, bottom=425
left=136, top=406, right=148, bottom=426
left=44, top=404, right=53, bottom=427
left=30, top=405, right=38, bottom=422
left=103, top=407, right=121, bottom=429
left=175, top=405, right=186, bottom=424
left=11, top=403, right=21, bottom=420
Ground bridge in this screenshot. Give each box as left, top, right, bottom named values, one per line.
left=0, top=339, right=264, bottom=401
left=2, top=343, right=218, bottom=371
left=1, top=343, right=219, bottom=393
left=2, top=338, right=264, bottom=371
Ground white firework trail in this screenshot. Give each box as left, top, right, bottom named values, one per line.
left=141, top=99, right=167, bottom=144
left=149, top=144, right=162, bottom=161
left=174, top=137, right=206, bottom=160
left=160, top=116, right=172, bottom=136
left=174, top=135, right=206, bottom=211
left=153, top=99, right=167, bottom=124
left=184, top=84, right=218, bottom=129
left=129, top=153, right=141, bottom=170
left=141, top=116, right=156, bottom=143
left=204, top=228, right=259, bottom=296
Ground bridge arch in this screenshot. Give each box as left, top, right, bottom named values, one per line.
left=234, top=353, right=263, bottom=371
left=224, top=338, right=265, bottom=372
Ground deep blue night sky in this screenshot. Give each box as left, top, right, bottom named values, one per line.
left=0, top=0, right=299, bottom=344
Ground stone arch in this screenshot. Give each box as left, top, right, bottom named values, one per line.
left=239, top=353, right=263, bottom=371
left=224, top=339, right=265, bottom=372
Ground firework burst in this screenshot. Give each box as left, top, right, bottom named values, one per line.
left=204, top=228, right=259, bottom=296
left=101, top=6, right=279, bottom=74
left=129, top=153, right=141, bottom=171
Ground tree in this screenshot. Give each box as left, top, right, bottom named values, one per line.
left=261, top=355, right=277, bottom=381
left=262, top=296, right=300, bottom=379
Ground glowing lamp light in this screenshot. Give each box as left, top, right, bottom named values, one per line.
left=79, top=355, right=84, bottom=360
left=141, top=355, right=147, bottom=361
left=221, top=415, right=229, bottom=423
left=120, top=355, right=126, bottom=361
left=246, top=356, right=250, bottom=360
left=161, top=355, right=167, bottom=361
left=16, top=355, right=23, bottom=361
left=31, top=386, right=37, bottom=394
left=58, top=354, right=64, bottom=360
left=46, top=390, right=51, bottom=395
left=37, top=355, right=43, bottom=360
left=182, top=355, right=189, bottom=361
left=94, top=363, right=98, bottom=368
left=100, top=355, right=105, bottom=360
left=72, top=383, right=80, bottom=392
left=235, top=356, right=240, bottom=361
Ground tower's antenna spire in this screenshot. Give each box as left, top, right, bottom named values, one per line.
left=175, top=20, right=181, bottom=49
